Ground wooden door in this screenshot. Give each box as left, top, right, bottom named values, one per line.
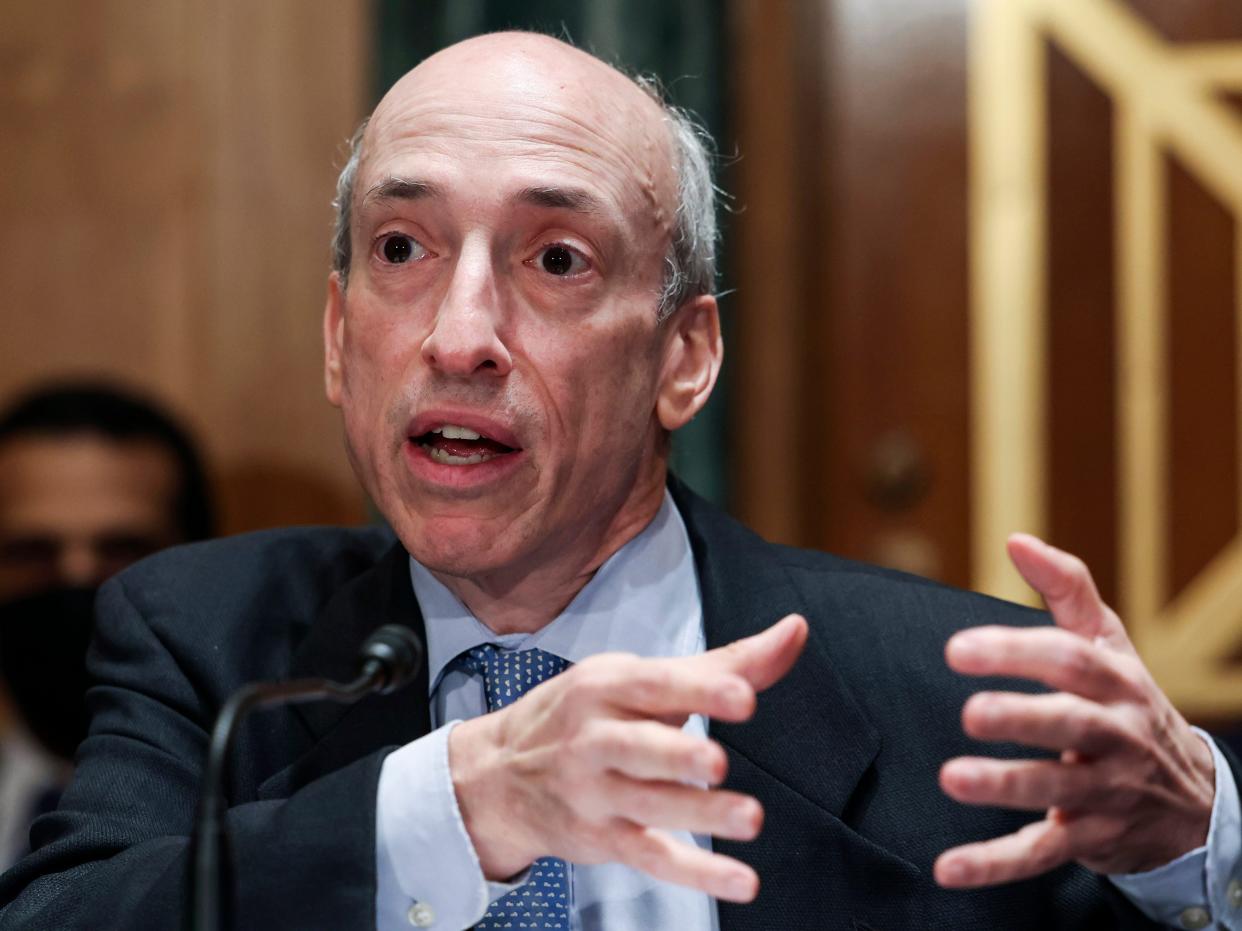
left=730, top=0, right=973, bottom=587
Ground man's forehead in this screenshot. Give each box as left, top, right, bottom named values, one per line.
left=357, top=33, right=676, bottom=228
left=380, top=32, right=658, bottom=122
left=0, top=435, right=180, bottom=521
left=361, top=176, right=606, bottom=216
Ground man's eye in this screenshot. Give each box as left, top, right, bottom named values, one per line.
left=537, top=244, right=588, bottom=277
left=0, top=537, right=58, bottom=568
left=377, top=234, right=426, bottom=264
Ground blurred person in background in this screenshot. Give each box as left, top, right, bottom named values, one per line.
left=0, top=381, right=214, bottom=867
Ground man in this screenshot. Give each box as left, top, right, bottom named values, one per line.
left=0, top=33, right=1237, bottom=930
left=0, top=382, right=214, bottom=603
left=0, top=382, right=214, bottom=868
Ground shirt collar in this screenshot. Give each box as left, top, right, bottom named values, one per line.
left=409, top=490, right=702, bottom=695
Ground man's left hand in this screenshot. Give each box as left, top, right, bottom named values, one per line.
left=934, top=533, right=1216, bottom=887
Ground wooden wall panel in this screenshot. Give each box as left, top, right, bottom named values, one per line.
left=1131, top=0, right=1242, bottom=616
left=0, top=1, right=371, bottom=533
left=1165, top=156, right=1239, bottom=602
left=1122, top=0, right=1242, bottom=42
left=731, top=0, right=973, bottom=586
left=727, top=0, right=822, bottom=546
left=1045, top=43, right=1119, bottom=608
left=813, top=0, right=972, bottom=586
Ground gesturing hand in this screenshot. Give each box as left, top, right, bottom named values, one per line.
left=448, top=613, right=809, bottom=903
left=934, top=534, right=1216, bottom=888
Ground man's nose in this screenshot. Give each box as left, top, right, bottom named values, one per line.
left=57, top=541, right=104, bottom=588
left=420, top=247, right=513, bottom=377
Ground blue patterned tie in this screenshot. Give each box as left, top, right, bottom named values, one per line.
left=458, top=645, right=571, bottom=930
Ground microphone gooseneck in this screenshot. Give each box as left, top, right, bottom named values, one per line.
left=355, top=624, right=425, bottom=695
left=189, top=624, right=424, bottom=931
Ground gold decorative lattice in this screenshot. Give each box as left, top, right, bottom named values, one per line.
left=971, top=0, right=1242, bottom=714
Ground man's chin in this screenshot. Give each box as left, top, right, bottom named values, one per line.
left=395, top=516, right=528, bottom=578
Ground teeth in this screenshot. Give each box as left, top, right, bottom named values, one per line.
left=428, top=446, right=495, bottom=466
left=432, top=424, right=482, bottom=440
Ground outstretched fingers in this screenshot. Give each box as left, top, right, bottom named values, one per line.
left=934, top=818, right=1076, bottom=888
left=601, top=659, right=758, bottom=723
left=612, top=822, right=760, bottom=902
left=697, top=613, right=809, bottom=692
left=946, top=626, right=1139, bottom=702
left=940, top=756, right=1105, bottom=811
left=936, top=539, right=1215, bottom=885
left=957, top=690, right=1136, bottom=756
left=577, top=616, right=808, bottom=727
left=599, top=774, right=763, bottom=840
left=1006, top=534, right=1131, bottom=650
left=586, top=719, right=729, bottom=785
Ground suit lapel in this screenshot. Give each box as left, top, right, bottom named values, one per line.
left=672, top=478, right=880, bottom=822
left=672, top=480, right=923, bottom=930
left=256, top=542, right=432, bottom=799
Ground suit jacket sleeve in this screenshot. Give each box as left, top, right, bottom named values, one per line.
left=0, top=572, right=385, bottom=930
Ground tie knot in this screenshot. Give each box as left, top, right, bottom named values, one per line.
left=456, top=645, right=570, bottom=710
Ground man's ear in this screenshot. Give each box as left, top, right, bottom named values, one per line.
left=656, top=294, right=723, bottom=431
left=323, top=272, right=346, bottom=407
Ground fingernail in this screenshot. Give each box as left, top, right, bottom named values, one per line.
left=728, top=802, right=757, bottom=835
left=725, top=871, right=754, bottom=900
left=941, top=860, right=969, bottom=884
left=948, top=636, right=981, bottom=663
left=721, top=683, right=753, bottom=717
left=973, top=696, right=999, bottom=725
left=698, top=748, right=721, bottom=781
left=945, top=762, right=978, bottom=790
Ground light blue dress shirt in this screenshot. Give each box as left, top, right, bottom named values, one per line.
left=375, top=491, right=1242, bottom=930
left=1111, top=729, right=1242, bottom=929
left=376, top=493, right=717, bottom=930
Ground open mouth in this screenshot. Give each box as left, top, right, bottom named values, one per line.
left=412, top=424, right=519, bottom=466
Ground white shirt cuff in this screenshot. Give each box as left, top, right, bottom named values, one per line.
left=1108, top=728, right=1242, bottom=929
left=375, top=721, right=524, bottom=930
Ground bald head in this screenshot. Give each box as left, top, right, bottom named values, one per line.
left=381, top=33, right=671, bottom=166
left=331, top=31, right=717, bottom=320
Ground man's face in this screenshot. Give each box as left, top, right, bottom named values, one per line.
left=0, top=435, right=182, bottom=600
left=325, top=36, right=696, bottom=579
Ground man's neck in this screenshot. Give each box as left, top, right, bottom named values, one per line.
left=428, top=475, right=667, bottom=635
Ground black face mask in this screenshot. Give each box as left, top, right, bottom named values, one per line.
left=0, top=586, right=96, bottom=761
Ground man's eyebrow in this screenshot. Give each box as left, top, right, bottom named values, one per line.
left=361, top=177, right=443, bottom=207
left=515, top=186, right=604, bottom=214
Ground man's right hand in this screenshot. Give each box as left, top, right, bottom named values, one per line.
left=447, top=613, right=808, bottom=903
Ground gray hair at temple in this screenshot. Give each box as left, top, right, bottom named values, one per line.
left=329, top=73, right=718, bottom=323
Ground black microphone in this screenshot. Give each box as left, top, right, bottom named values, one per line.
left=188, top=624, right=424, bottom=931
left=354, top=624, right=425, bottom=694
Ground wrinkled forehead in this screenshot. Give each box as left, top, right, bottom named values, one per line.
left=357, top=35, right=678, bottom=233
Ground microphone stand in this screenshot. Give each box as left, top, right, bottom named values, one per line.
left=188, top=625, right=423, bottom=931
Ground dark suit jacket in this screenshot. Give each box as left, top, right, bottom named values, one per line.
left=0, top=480, right=1226, bottom=929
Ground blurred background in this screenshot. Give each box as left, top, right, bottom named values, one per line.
left=3, top=0, right=1242, bottom=728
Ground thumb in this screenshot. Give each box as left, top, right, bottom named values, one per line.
left=701, top=614, right=808, bottom=692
